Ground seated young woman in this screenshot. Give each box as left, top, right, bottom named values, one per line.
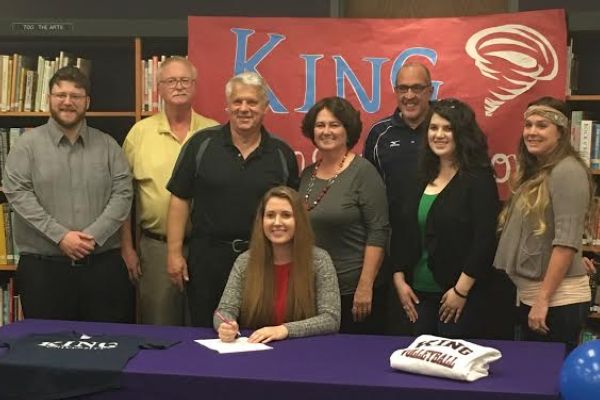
left=214, top=186, right=341, bottom=343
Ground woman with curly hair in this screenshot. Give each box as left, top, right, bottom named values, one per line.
left=392, top=98, right=499, bottom=338
left=494, top=97, right=593, bottom=351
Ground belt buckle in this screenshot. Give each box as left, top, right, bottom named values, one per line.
left=71, top=257, right=89, bottom=267
left=231, top=239, right=247, bottom=253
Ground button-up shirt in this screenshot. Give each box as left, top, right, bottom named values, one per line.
left=123, top=110, right=218, bottom=235
left=2, top=118, right=133, bottom=255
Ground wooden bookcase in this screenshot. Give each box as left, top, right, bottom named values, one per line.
left=0, top=18, right=189, bottom=137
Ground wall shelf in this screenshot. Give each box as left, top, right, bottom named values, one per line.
left=567, top=95, right=600, bottom=102
left=582, top=245, right=600, bottom=253
left=0, top=264, right=16, bottom=272
left=0, top=111, right=136, bottom=117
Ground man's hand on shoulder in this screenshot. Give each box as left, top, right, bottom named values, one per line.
left=59, top=231, right=95, bottom=260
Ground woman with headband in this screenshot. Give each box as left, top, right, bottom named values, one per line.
left=494, top=96, right=594, bottom=351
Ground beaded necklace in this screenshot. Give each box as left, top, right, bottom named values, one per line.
left=304, top=152, right=348, bottom=211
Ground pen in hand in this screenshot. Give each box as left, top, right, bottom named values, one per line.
left=215, top=311, right=241, bottom=339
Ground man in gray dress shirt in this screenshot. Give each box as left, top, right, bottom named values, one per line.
left=2, top=66, right=134, bottom=322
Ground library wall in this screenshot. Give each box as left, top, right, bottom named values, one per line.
left=343, top=0, right=509, bottom=18
left=0, top=0, right=332, bottom=18
left=518, top=0, right=600, bottom=12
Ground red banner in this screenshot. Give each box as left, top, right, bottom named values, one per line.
left=189, top=9, right=567, bottom=197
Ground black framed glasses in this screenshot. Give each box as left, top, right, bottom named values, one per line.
left=159, top=77, right=194, bottom=88
left=394, top=84, right=429, bottom=94
left=50, top=92, right=87, bottom=102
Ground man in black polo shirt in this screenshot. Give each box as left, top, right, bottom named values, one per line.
left=166, top=71, right=299, bottom=327
left=363, top=62, right=433, bottom=335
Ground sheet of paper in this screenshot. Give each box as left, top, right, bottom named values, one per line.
left=195, top=337, right=273, bottom=354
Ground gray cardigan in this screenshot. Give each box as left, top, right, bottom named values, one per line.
left=213, top=247, right=341, bottom=338
left=494, top=156, right=589, bottom=280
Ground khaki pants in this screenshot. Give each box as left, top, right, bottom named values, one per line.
left=138, top=235, right=189, bottom=326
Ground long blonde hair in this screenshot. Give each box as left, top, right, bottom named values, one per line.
left=498, top=97, right=593, bottom=235
left=240, top=186, right=316, bottom=328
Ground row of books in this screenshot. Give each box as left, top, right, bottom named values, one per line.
left=141, top=55, right=167, bottom=113
left=588, top=270, right=600, bottom=314
left=0, top=127, right=26, bottom=186
left=0, top=277, right=23, bottom=326
left=0, top=51, right=91, bottom=113
left=570, top=111, right=600, bottom=169
left=584, top=196, right=600, bottom=247
left=0, top=203, right=19, bottom=265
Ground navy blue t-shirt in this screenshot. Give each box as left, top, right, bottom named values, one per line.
left=0, top=331, right=179, bottom=400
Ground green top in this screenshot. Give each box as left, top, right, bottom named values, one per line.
left=413, top=192, right=442, bottom=292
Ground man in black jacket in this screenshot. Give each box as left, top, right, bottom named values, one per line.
left=363, top=62, right=433, bottom=335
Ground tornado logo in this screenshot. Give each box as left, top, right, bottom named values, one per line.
left=465, top=25, right=558, bottom=116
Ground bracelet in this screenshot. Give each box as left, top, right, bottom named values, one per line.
left=453, top=286, right=468, bottom=299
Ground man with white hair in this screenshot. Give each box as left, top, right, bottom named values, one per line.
left=166, top=71, right=299, bottom=327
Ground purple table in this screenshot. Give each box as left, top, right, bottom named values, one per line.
left=0, top=319, right=563, bottom=400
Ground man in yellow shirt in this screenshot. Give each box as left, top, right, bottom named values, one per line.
left=121, top=56, right=218, bottom=325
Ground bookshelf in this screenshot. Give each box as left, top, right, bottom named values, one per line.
left=0, top=18, right=189, bottom=139
left=565, top=11, right=600, bottom=323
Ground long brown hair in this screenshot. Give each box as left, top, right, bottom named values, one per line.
left=498, top=97, right=594, bottom=235
left=240, top=186, right=316, bottom=328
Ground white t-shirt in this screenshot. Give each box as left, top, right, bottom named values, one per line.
left=390, top=335, right=502, bottom=382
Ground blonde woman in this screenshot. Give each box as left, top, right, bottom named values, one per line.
left=214, top=186, right=340, bottom=343
left=494, top=97, right=593, bottom=351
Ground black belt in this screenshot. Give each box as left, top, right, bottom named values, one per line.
left=142, top=229, right=167, bottom=242
left=209, top=238, right=249, bottom=254
left=21, top=249, right=119, bottom=267
left=142, top=229, right=190, bottom=244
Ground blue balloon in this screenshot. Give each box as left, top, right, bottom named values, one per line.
left=560, top=340, right=600, bottom=400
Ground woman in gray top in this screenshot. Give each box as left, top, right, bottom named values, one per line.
left=300, top=97, right=390, bottom=334
left=494, top=97, right=593, bottom=351
left=214, top=186, right=340, bottom=343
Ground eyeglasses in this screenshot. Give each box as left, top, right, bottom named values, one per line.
left=394, top=84, right=429, bottom=94
left=159, top=77, right=194, bottom=88
left=50, top=92, right=87, bottom=102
